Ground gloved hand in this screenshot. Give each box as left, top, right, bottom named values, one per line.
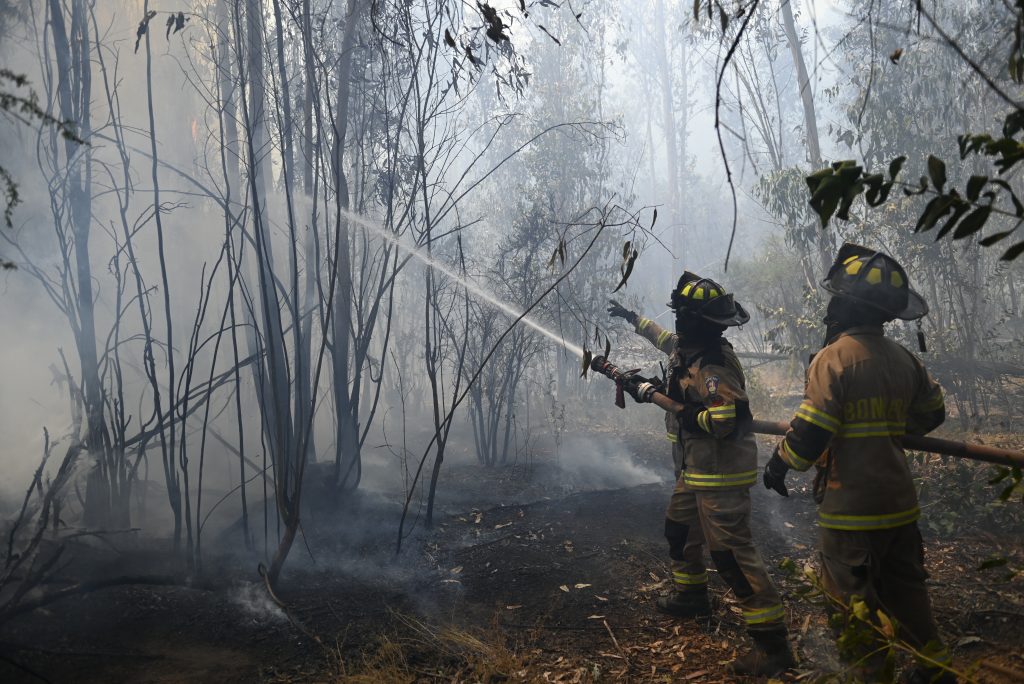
left=607, top=299, right=639, bottom=325
left=763, top=446, right=790, bottom=497
left=622, top=373, right=660, bottom=403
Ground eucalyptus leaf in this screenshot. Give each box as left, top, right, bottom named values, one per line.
left=927, top=155, right=947, bottom=191
left=977, top=556, right=1009, bottom=570
left=951, top=205, right=991, bottom=240
left=966, top=175, right=988, bottom=202
left=888, top=156, right=906, bottom=180
left=979, top=229, right=1015, bottom=247
left=1001, top=239, right=1024, bottom=261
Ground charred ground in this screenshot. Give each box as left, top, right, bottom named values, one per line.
left=0, top=431, right=1021, bottom=684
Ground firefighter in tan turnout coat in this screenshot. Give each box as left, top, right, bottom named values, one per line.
left=609, top=273, right=795, bottom=677
left=763, top=244, right=955, bottom=684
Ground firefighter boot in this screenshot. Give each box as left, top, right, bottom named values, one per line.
left=654, top=589, right=711, bottom=618
left=729, top=627, right=796, bottom=677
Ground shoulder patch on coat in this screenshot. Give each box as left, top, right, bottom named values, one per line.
left=705, top=375, right=720, bottom=396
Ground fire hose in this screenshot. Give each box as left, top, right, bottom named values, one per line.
left=590, top=355, right=1024, bottom=469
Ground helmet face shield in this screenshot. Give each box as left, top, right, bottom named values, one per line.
left=822, top=243, right=928, bottom=321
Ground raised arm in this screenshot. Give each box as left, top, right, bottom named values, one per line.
left=608, top=299, right=677, bottom=356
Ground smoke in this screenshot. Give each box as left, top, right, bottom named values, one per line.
left=229, top=582, right=288, bottom=624
left=555, top=434, right=665, bottom=491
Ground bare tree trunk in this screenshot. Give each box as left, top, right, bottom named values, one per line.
left=143, top=0, right=186, bottom=552
left=46, top=0, right=113, bottom=527
left=238, top=0, right=298, bottom=586
left=242, top=0, right=293, bottom=491
left=215, top=0, right=251, bottom=551
left=676, top=29, right=689, bottom=237
left=298, top=0, right=318, bottom=464
left=781, top=0, right=832, bottom=271
left=270, top=0, right=306, bottom=473
left=781, top=0, right=820, bottom=166
left=653, top=0, right=681, bottom=258
left=330, top=0, right=362, bottom=490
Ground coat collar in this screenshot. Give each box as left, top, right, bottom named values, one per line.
left=835, top=324, right=884, bottom=341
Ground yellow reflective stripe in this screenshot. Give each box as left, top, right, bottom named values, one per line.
left=684, top=470, right=759, bottom=481
left=637, top=318, right=652, bottom=332
left=838, top=421, right=906, bottom=438
left=655, top=330, right=672, bottom=348
left=697, top=411, right=711, bottom=433
left=683, top=470, right=758, bottom=488
left=672, top=571, right=709, bottom=586
left=708, top=406, right=736, bottom=421
left=839, top=431, right=906, bottom=438
left=842, top=421, right=905, bottom=428
left=781, top=440, right=815, bottom=470
left=666, top=431, right=678, bottom=443
left=794, top=403, right=840, bottom=433
left=818, top=506, right=920, bottom=531
left=743, top=604, right=785, bottom=625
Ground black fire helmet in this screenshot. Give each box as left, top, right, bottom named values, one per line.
left=668, top=271, right=750, bottom=327
left=821, top=243, right=928, bottom=321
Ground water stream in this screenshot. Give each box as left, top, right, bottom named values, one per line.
left=338, top=208, right=586, bottom=358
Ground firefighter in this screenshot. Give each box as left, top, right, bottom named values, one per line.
left=762, top=243, right=954, bottom=683
left=609, top=273, right=795, bottom=677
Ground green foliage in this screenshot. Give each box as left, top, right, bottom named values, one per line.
left=692, top=0, right=739, bottom=29
left=611, top=240, right=639, bottom=293
left=976, top=552, right=1021, bottom=582
left=786, top=565, right=968, bottom=683
left=0, top=164, right=18, bottom=232
left=990, top=465, right=1023, bottom=502
left=805, top=158, right=904, bottom=228
left=805, top=144, right=1024, bottom=260
left=802, top=0, right=1024, bottom=262
left=0, top=70, right=83, bottom=149
left=756, top=168, right=815, bottom=229
left=976, top=555, right=1008, bottom=570
left=912, top=456, right=1024, bottom=536
left=0, top=68, right=85, bottom=269
left=730, top=237, right=826, bottom=361
left=757, top=0, right=1024, bottom=426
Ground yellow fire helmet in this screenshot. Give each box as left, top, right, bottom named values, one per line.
left=822, top=243, right=928, bottom=321
left=669, top=271, right=750, bottom=327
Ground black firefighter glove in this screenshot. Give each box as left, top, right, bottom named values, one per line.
left=622, top=373, right=661, bottom=403
left=763, top=446, right=791, bottom=498
left=607, top=299, right=639, bottom=325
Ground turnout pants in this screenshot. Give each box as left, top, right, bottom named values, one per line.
left=665, top=483, right=785, bottom=630
left=671, top=440, right=685, bottom=479
left=819, top=523, right=951, bottom=669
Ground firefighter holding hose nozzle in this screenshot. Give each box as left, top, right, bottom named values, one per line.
left=608, top=273, right=795, bottom=677
left=763, top=243, right=955, bottom=683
